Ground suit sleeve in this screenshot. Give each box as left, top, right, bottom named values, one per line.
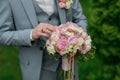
left=72, top=0, right=87, bottom=29
left=0, top=0, right=32, bottom=46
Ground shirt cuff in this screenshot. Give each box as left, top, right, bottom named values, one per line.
left=30, top=29, right=34, bottom=41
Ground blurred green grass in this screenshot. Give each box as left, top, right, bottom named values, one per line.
left=0, top=46, right=21, bottom=80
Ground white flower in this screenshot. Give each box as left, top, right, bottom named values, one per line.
left=65, top=32, right=74, bottom=36
left=78, top=37, right=84, bottom=46
left=85, top=36, right=92, bottom=45
left=47, top=45, right=56, bottom=55
left=65, top=0, right=73, bottom=9
left=78, top=28, right=84, bottom=34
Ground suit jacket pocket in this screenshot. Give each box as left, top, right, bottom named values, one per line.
left=19, top=49, right=31, bottom=68
left=20, top=58, right=30, bottom=68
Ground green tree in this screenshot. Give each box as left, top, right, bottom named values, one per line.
left=86, top=0, right=120, bottom=80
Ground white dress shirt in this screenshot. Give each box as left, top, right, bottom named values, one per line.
left=35, top=0, right=54, bottom=16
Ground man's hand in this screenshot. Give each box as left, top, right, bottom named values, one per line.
left=32, top=23, right=55, bottom=40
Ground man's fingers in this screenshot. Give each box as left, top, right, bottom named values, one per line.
left=43, top=29, right=52, bottom=35
left=38, top=32, right=49, bottom=37
left=38, top=23, right=55, bottom=32
left=43, top=23, right=55, bottom=32
left=33, top=23, right=55, bottom=39
left=46, top=25, right=55, bottom=32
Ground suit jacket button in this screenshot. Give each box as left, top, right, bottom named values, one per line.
left=48, top=17, right=51, bottom=20
left=40, top=47, right=43, bottom=50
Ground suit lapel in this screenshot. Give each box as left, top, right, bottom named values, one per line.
left=20, top=0, right=38, bottom=28
left=55, top=0, right=67, bottom=24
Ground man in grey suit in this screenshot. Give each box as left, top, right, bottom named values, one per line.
left=0, top=0, right=87, bottom=80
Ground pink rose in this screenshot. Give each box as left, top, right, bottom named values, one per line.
left=60, top=35, right=68, bottom=40
left=80, top=44, right=87, bottom=54
left=53, top=28, right=60, bottom=41
left=80, top=44, right=91, bottom=54
left=68, top=36, right=79, bottom=45
left=59, top=2, right=66, bottom=8
left=66, top=22, right=79, bottom=28
left=81, top=31, right=88, bottom=39
left=67, top=28, right=74, bottom=32
left=55, top=39, right=68, bottom=55
left=86, top=45, right=91, bottom=51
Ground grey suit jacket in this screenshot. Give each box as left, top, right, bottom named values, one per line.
left=0, top=0, right=87, bottom=80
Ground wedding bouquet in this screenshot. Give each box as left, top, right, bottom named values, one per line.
left=46, top=22, right=92, bottom=80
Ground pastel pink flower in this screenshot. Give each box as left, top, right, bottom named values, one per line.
left=55, top=39, right=68, bottom=55
left=81, top=31, right=88, bottom=39
left=80, top=44, right=91, bottom=54
left=68, top=36, right=79, bottom=45
left=80, top=44, right=87, bottom=54
left=60, top=35, right=68, bottom=40
left=59, top=2, right=66, bottom=8
left=52, top=28, right=60, bottom=42
left=66, top=22, right=79, bottom=28
left=86, top=45, right=91, bottom=51
left=67, top=28, right=74, bottom=32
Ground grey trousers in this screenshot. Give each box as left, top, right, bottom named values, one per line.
left=40, top=59, right=79, bottom=80
left=40, top=68, right=62, bottom=80
left=40, top=68, right=78, bottom=80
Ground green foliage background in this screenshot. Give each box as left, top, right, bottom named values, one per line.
left=0, top=0, right=120, bottom=80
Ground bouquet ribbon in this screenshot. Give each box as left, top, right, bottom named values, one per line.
left=62, top=55, right=74, bottom=80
